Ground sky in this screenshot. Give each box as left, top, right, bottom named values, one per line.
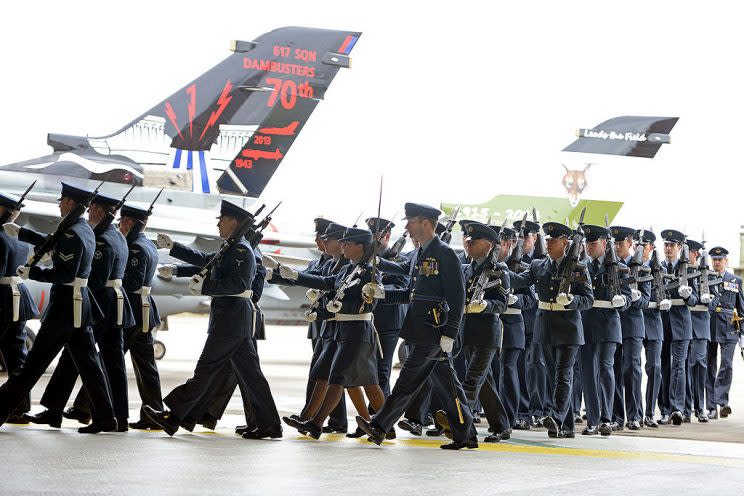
left=0, top=1, right=742, bottom=262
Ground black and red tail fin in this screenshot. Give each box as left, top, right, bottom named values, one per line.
left=3, top=27, right=360, bottom=196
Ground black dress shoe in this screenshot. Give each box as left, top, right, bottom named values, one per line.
left=440, top=437, right=478, bottom=450
left=707, top=409, right=718, bottom=420
left=346, top=427, right=367, bottom=438
left=435, top=410, right=454, bottom=440
left=500, top=429, right=511, bottom=441
left=425, top=426, right=444, bottom=436
left=242, top=426, right=283, bottom=439
left=530, top=416, right=543, bottom=428
left=574, top=414, right=583, bottom=424
left=397, top=419, right=423, bottom=436
left=79, top=418, right=118, bottom=434
left=670, top=411, right=684, bottom=426
left=62, top=407, right=91, bottom=425
left=542, top=416, right=559, bottom=436
left=658, top=414, right=671, bottom=425
left=282, top=416, right=309, bottom=435
left=644, top=416, right=659, bottom=428
left=128, top=419, right=161, bottom=430
left=483, top=432, right=503, bottom=443
left=235, top=425, right=253, bottom=435
left=198, top=415, right=218, bottom=430
left=23, top=410, right=62, bottom=428
left=385, top=428, right=396, bottom=440
left=697, top=413, right=709, bottom=423
left=322, top=425, right=348, bottom=434
left=117, top=423, right=129, bottom=433
left=682, top=414, right=691, bottom=423
left=609, top=421, right=624, bottom=431
left=472, top=411, right=481, bottom=424
left=142, top=406, right=180, bottom=436
left=299, top=420, right=322, bottom=439
left=556, top=430, right=575, bottom=438
left=513, top=419, right=531, bottom=431
left=180, top=417, right=197, bottom=432
left=628, top=420, right=641, bottom=430
left=355, top=416, right=385, bottom=445
left=598, top=423, right=612, bottom=436
left=582, top=425, right=597, bottom=435
left=720, top=405, right=732, bottom=418
left=5, top=414, right=30, bottom=425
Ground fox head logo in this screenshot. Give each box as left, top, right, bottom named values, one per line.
left=561, top=163, right=592, bottom=207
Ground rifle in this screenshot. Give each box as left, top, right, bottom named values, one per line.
left=27, top=182, right=103, bottom=268
left=649, top=249, right=671, bottom=305
left=628, top=229, right=652, bottom=292
left=665, top=237, right=698, bottom=291
left=93, top=184, right=135, bottom=236
left=126, top=188, right=163, bottom=244
left=387, top=229, right=408, bottom=259
left=196, top=213, right=257, bottom=279
left=604, top=214, right=627, bottom=298
left=245, top=203, right=282, bottom=248
left=506, top=213, right=530, bottom=273
left=532, top=207, right=547, bottom=259
left=439, top=205, right=461, bottom=245
left=467, top=218, right=507, bottom=303
left=0, top=181, right=36, bottom=225
left=697, top=242, right=723, bottom=298
left=554, top=207, right=588, bottom=295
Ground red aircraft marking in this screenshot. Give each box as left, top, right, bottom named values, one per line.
left=241, top=148, right=284, bottom=161
left=257, top=121, right=299, bottom=136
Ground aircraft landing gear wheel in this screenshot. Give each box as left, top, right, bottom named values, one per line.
left=153, top=340, right=166, bottom=360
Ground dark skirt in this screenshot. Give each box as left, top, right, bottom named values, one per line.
left=328, top=340, right=378, bottom=387
left=309, top=337, right=337, bottom=381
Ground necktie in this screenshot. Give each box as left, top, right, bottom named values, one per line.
left=593, top=258, right=600, bottom=273
left=667, top=262, right=674, bottom=275
left=551, top=260, right=558, bottom=274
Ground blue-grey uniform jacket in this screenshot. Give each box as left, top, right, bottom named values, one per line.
left=582, top=256, right=631, bottom=345
left=124, top=232, right=161, bottom=330
left=640, top=260, right=664, bottom=341
left=709, top=271, right=744, bottom=343
left=662, top=260, right=697, bottom=341
left=0, top=231, right=38, bottom=322
left=462, top=259, right=510, bottom=348
left=619, top=255, right=650, bottom=340
left=90, top=225, right=134, bottom=329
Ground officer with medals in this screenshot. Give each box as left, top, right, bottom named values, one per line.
left=28, top=193, right=135, bottom=431
left=144, top=201, right=281, bottom=439
left=609, top=225, right=649, bottom=431
left=0, top=193, right=38, bottom=424
left=497, top=226, right=536, bottom=431
left=636, top=230, right=669, bottom=428
left=658, top=229, right=698, bottom=426
left=684, top=240, right=713, bottom=422
left=356, top=203, right=477, bottom=450
left=510, top=221, right=594, bottom=438
left=515, top=219, right=548, bottom=429
left=0, top=183, right=117, bottom=433
left=278, top=227, right=386, bottom=439
left=706, top=246, right=744, bottom=419
left=578, top=225, right=631, bottom=436
left=365, top=217, right=410, bottom=398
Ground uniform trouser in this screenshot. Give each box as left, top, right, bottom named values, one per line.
left=668, top=339, right=690, bottom=413
left=376, top=329, right=401, bottom=397
left=685, top=338, right=708, bottom=414
left=0, top=320, right=30, bottom=414
left=462, top=345, right=509, bottom=433
left=307, top=337, right=347, bottom=428
left=0, top=321, right=114, bottom=423
left=124, top=326, right=163, bottom=420
left=659, top=336, right=672, bottom=416
left=706, top=341, right=737, bottom=409
left=43, top=323, right=128, bottom=422
left=372, top=341, right=477, bottom=443
left=165, top=331, right=280, bottom=430
left=542, top=343, right=579, bottom=432
left=618, top=337, right=643, bottom=422
left=611, top=343, right=624, bottom=424
left=644, top=339, right=663, bottom=418
left=571, top=354, right=582, bottom=414
left=498, top=347, right=521, bottom=427
left=525, top=337, right=548, bottom=418
left=580, top=342, right=616, bottom=426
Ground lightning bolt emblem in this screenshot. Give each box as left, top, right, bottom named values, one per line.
left=186, top=84, right=196, bottom=139
left=164, top=102, right=184, bottom=140
left=199, top=80, right=233, bottom=141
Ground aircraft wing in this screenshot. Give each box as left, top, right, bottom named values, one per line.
left=563, top=115, right=678, bottom=158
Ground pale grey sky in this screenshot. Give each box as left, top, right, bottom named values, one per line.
left=0, top=1, right=741, bottom=260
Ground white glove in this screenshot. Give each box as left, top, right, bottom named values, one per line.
left=631, top=289, right=642, bottom=302
left=16, top=266, right=30, bottom=280
left=659, top=299, right=672, bottom=311
left=188, top=274, right=204, bottom=295
left=467, top=300, right=488, bottom=313
left=39, top=252, right=52, bottom=265
left=507, top=294, right=518, bottom=306
left=362, top=282, right=385, bottom=300
left=700, top=293, right=713, bottom=304
left=156, top=233, right=173, bottom=249
left=158, top=264, right=177, bottom=279
left=612, top=294, right=627, bottom=308
left=679, top=285, right=692, bottom=299
left=306, top=288, right=322, bottom=303
left=265, top=268, right=274, bottom=281
left=304, top=311, right=317, bottom=323
left=440, top=335, right=455, bottom=354
left=3, top=223, right=21, bottom=238
left=278, top=264, right=298, bottom=281
left=262, top=254, right=279, bottom=269
left=556, top=292, right=573, bottom=306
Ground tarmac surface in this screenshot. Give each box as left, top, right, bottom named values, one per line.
left=2, top=315, right=744, bottom=495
